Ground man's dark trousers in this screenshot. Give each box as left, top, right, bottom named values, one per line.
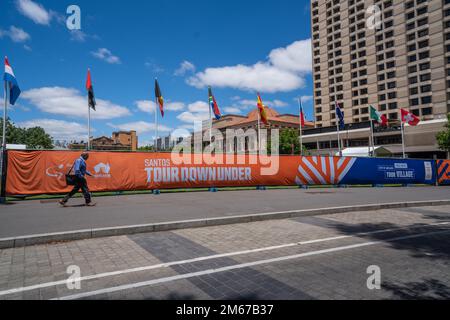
left=63, top=176, right=91, bottom=204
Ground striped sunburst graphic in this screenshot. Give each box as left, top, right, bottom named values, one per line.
left=295, top=157, right=357, bottom=185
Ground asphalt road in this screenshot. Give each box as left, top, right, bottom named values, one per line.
left=0, top=186, right=449, bottom=239
left=0, top=205, right=449, bottom=300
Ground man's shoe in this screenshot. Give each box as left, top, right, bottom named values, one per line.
left=85, top=202, right=97, bottom=207
left=59, top=200, right=67, bottom=207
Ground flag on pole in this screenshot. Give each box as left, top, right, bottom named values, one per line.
left=335, top=102, right=345, bottom=130
left=401, top=108, right=420, bottom=126
left=369, top=105, right=388, bottom=126
left=299, top=99, right=306, bottom=127
left=155, top=79, right=164, bottom=117
left=208, top=87, right=221, bottom=120
left=256, top=93, right=269, bottom=125
left=4, top=57, right=21, bottom=105
left=86, top=69, right=96, bottom=111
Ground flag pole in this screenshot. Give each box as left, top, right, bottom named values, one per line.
left=209, top=88, right=212, bottom=144
left=1, top=80, right=9, bottom=202
left=298, top=97, right=303, bottom=156
left=258, top=111, right=261, bottom=154
left=87, top=99, right=91, bottom=151
left=370, top=120, right=375, bottom=157
left=155, top=96, right=158, bottom=152
left=336, top=122, right=342, bottom=157
left=2, top=80, right=7, bottom=150
left=401, top=121, right=406, bottom=159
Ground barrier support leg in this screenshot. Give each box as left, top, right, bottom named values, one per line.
left=209, top=187, right=218, bottom=193
left=153, top=189, right=161, bottom=195
left=298, top=185, right=309, bottom=190
left=373, top=184, right=384, bottom=188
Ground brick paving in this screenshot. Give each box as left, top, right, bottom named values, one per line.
left=0, top=205, right=449, bottom=300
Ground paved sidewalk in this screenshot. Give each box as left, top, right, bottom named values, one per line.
left=1, top=187, right=449, bottom=239
left=0, top=205, right=449, bottom=300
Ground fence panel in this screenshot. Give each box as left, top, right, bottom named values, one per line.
left=6, top=151, right=437, bottom=195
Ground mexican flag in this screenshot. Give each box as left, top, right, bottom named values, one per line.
left=370, top=105, right=387, bottom=126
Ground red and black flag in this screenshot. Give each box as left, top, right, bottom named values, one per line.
left=86, top=69, right=96, bottom=111
left=155, top=79, right=164, bottom=117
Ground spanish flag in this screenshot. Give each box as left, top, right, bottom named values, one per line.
left=257, top=93, right=269, bottom=125
left=155, top=79, right=164, bottom=117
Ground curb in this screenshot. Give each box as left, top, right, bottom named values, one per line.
left=1, top=200, right=450, bottom=249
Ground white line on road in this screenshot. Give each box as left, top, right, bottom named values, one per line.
left=54, top=229, right=450, bottom=300
left=0, top=221, right=448, bottom=297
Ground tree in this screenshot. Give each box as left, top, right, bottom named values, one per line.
left=436, top=113, right=450, bottom=158
left=138, top=145, right=155, bottom=152
left=0, top=118, right=54, bottom=149
left=268, top=128, right=308, bottom=155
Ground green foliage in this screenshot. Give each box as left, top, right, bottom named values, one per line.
left=436, top=113, right=450, bottom=153
left=0, top=118, right=54, bottom=149
left=138, top=145, right=155, bottom=152
left=268, top=128, right=308, bottom=155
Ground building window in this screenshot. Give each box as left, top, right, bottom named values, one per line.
left=421, top=96, right=432, bottom=104
left=420, top=73, right=431, bottom=81
left=421, top=84, right=431, bottom=93
left=388, top=102, right=397, bottom=110
left=410, top=98, right=419, bottom=106
left=422, top=107, right=432, bottom=116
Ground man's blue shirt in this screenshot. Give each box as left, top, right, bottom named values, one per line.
left=74, top=157, right=91, bottom=178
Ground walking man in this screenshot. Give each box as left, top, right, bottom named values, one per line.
left=60, top=153, right=95, bottom=206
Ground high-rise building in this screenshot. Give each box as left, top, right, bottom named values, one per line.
left=306, top=0, right=449, bottom=158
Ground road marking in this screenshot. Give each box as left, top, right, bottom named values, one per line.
left=0, top=221, right=448, bottom=297
left=54, top=229, right=450, bottom=300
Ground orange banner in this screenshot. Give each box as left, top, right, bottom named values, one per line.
left=6, top=151, right=438, bottom=195
left=437, top=160, right=450, bottom=185
left=6, top=151, right=299, bottom=195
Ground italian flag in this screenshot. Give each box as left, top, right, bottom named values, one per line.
left=370, top=105, right=388, bottom=126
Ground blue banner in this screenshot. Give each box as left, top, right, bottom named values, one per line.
left=340, top=158, right=436, bottom=185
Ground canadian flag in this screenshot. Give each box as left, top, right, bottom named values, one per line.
left=401, top=109, right=420, bottom=126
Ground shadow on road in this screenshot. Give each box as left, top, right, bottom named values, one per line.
left=384, top=278, right=450, bottom=300
left=331, top=221, right=450, bottom=261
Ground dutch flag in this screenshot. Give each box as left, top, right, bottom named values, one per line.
left=4, top=57, right=21, bottom=106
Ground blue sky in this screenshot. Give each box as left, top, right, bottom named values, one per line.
left=1, top=0, right=313, bottom=146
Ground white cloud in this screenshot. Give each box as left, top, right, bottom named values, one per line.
left=268, top=39, right=312, bottom=73
left=23, top=44, right=32, bottom=51
left=225, top=98, right=288, bottom=113
left=174, top=60, right=196, bottom=76
left=187, top=39, right=312, bottom=93
left=177, top=101, right=211, bottom=124
left=177, top=111, right=210, bottom=124
left=21, top=87, right=131, bottom=120
left=0, top=26, right=31, bottom=43
left=91, top=48, right=121, bottom=64
left=70, top=30, right=87, bottom=42
left=17, top=119, right=89, bottom=141
left=223, top=107, right=242, bottom=114
left=107, top=121, right=171, bottom=136
left=144, top=61, right=164, bottom=73
left=16, top=0, right=51, bottom=25
left=135, top=100, right=185, bottom=114
left=187, top=101, right=209, bottom=113
left=300, top=95, right=313, bottom=103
